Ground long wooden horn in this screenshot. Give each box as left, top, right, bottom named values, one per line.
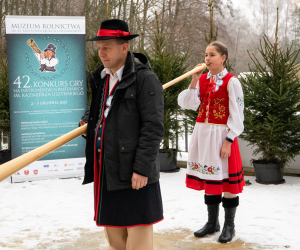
left=162, top=63, right=206, bottom=90
left=0, top=63, right=206, bottom=182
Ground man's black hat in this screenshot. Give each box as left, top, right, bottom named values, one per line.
left=87, top=19, right=139, bottom=41
left=44, top=43, right=56, bottom=53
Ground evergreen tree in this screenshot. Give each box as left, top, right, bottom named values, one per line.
left=240, top=9, right=300, bottom=169
left=140, top=13, right=190, bottom=157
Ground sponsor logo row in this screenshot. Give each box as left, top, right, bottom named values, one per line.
left=14, top=166, right=84, bottom=175
left=43, top=162, right=84, bottom=168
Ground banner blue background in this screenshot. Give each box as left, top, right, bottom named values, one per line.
left=7, top=34, right=87, bottom=160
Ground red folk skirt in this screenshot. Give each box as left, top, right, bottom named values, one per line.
left=186, top=138, right=245, bottom=195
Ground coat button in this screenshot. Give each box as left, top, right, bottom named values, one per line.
left=100, top=125, right=102, bottom=128
left=131, top=94, right=133, bottom=97
left=90, top=117, right=93, bottom=121
left=98, top=149, right=101, bottom=153
left=122, top=147, right=124, bottom=150
left=98, top=137, right=101, bottom=140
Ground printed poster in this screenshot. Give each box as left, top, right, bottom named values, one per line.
left=5, top=16, right=87, bottom=182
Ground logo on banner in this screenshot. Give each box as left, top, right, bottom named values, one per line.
left=27, top=39, right=59, bottom=73
left=54, top=164, right=59, bottom=167
left=24, top=170, right=29, bottom=175
left=14, top=172, right=21, bottom=175
left=78, top=162, right=83, bottom=166
left=64, top=169, right=73, bottom=171
left=64, top=163, right=75, bottom=167
left=55, top=169, right=59, bottom=172
left=77, top=167, right=84, bottom=170
left=44, top=165, right=49, bottom=168
left=33, top=170, right=38, bottom=175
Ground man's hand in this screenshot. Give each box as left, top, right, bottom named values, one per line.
left=40, top=53, right=45, bottom=58
left=79, top=120, right=87, bottom=137
left=220, top=140, right=232, bottom=158
left=131, top=172, right=148, bottom=190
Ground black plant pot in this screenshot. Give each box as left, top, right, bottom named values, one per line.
left=253, top=160, right=285, bottom=184
left=0, top=150, right=11, bottom=164
left=159, top=151, right=180, bottom=172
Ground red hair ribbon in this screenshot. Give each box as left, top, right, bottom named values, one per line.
left=97, top=29, right=130, bottom=37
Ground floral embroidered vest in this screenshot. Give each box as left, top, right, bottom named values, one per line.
left=196, top=72, right=235, bottom=125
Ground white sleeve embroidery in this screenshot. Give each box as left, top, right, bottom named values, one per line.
left=227, top=77, right=244, bottom=140
left=177, top=82, right=200, bottom=111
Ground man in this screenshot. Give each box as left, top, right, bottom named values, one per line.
left=79, top=19, right=164, bottom=250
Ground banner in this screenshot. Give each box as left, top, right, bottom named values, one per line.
left=5, top=16, right=87, bottom=182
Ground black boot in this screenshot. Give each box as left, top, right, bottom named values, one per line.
left=194, top=194, right=221, bottom=237
left=218, top=196, right=239, bottom=243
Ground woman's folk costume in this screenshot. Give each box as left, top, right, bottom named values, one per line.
left=178, top=68, right=245, bottom=243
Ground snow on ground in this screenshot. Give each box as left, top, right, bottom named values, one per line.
left=0, top=170, right=300, bottom=250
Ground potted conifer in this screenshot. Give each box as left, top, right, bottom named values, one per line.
left=240, top=9, right=300, bottom=184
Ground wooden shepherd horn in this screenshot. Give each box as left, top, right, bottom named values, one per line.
left=0, top=63, right=206, bottom=182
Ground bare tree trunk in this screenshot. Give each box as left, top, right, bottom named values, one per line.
left=160, top=0, right=166, bottom=34
left=284, top=0, right=290, bottom=46
left=65, top=0, right=70, bottom=16
left=42, top=0, right=48, bottom=16
left=82, top=0, right=90, bottom=35
left=49, top=0, right=55, bottom=15
left=122, top=0, right=128, bottom=21
left=129, top=0, right=136, bottom=50
left=16, top=0, right=19, bottom=15
left=266, top=0, right=269, bottom=37
left=0, top=0, right=3, bottom=37
left=169, top=0, right=180, bottom=52
left=140, top=0, right=149, bottom=49
left=10, top=0, right=15, bottom=14
left=233, top=26, right=241, bottom=69
left=129, top=0, right=134, bottom=28
left=167, top=0, right=173, bottom=49
left=107, top=0, right=110, bottom=18
left=117, top=0, right=122, bottom=19
left=31, top=0, right=39, bottom=15
left=4, top=0, right=9, bottom=15
left=22, top=0, right=28, bottom=15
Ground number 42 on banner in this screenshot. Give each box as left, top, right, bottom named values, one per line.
left=13, top=75, right=30, bottom=88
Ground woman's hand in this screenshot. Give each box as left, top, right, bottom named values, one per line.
left=190, top=64, right=205, bottom=88
left=220, top=140, right=232, bottom=158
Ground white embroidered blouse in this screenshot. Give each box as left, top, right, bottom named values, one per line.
left=178, top=68, right=244, bottom=140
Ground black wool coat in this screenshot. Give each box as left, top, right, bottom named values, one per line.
left=81, top=52, right=164, bottom=191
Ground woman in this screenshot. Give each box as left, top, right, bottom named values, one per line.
left=178, top=41, right=245, bottom=243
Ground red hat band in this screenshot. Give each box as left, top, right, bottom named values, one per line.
left=97, top=29, right=131, bottom=37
